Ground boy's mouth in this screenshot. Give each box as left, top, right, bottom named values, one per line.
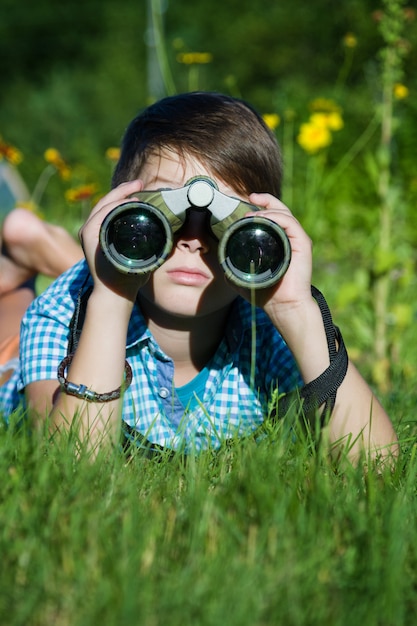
left=166, top=266, right=211, bottom=286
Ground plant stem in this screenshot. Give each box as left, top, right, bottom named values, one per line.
left=148, top=0, right=176, bottom=96
left=374, top=52, right=394, bottom=375
left=30, top=164, right=56, bottom=209
left=188, top=65, right=200, bottom=92
left=371, top=0, right=408, bottom=390
left=282, top=114, right=294, bottom=207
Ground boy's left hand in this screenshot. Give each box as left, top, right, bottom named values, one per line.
left=234, top=193, right=314, bottom=316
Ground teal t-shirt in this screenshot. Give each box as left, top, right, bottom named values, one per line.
left=176, top=367, right=210, bottom=411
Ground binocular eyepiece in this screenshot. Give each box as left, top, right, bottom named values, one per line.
left=99, top=176, right=291, bottom=289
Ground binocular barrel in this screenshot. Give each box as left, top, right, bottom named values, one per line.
left=218, top=215, right=291, bottom=288
left=100, top=201, right=174, bottom=273
left=99, top=179, right=291, bottom=289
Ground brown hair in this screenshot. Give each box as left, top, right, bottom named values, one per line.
left=112, top=92, right=283, bottom=197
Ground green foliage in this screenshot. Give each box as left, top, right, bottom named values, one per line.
left=0, top=404, right=416, bottom=626
left=0, top=0, right=105, bottom=83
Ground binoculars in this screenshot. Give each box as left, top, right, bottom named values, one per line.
left=99, top=176, right=291, bottom=289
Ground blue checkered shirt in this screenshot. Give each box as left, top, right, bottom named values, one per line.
left=0, top=261, right=302, bottom=452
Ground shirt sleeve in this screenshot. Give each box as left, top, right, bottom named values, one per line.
left=17, top=265, right=85, bottom=391
left=19, top=307, right=70, bottom=389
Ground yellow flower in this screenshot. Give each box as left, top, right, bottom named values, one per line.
left=44, top=148, right=71, bottom=180
left=0, top=136, right=23, bottom=165
left=393, top=83, right=409, bottom=100
left=343, top=33, right=358, bottom=48
left=176, top=52, right=213, bottom=65
left=262, top=113, right=281, bottom=131
left=65, top=184, right=98, bottom=203
left=297, top=122, right=332, bottom=154
left=310, top=111, right=344, bottom=132
left=105, top=147, right=121, bottom=161
left=327, top=111, right=344, bottom=131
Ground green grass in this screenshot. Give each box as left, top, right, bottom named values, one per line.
left=1, top=393, right=416, bottom=626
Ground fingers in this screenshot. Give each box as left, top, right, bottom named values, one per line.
left=248, top=193, right=299, bottom=223
left=244, top=192, right=313, bottom=304
left=249, top=192, right=290, bottom=211
left=78, top=181, right=151, bottom=300
left=85, top=180, right=145, bottom=222
left=247, top=192, right=309, bottom=245
left=79, top=180, right=145, bottom=245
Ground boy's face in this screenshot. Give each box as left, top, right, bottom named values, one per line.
left=136, top=150, right=246, bottom=319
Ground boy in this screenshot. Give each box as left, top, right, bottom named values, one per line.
left=0, top=92, right=398, bottom=461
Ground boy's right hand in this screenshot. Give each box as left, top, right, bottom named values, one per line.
left=79, top=180, right=150, bottom=303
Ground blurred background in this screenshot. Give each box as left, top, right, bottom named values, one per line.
left=0, top=0, right=416, bottom=393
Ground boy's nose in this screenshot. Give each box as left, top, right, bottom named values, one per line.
left=175, top=210, right=211, bottom=254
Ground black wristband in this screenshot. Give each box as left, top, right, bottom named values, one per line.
left=275, top=286, right=349, bottom=423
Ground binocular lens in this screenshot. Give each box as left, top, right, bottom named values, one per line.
left=100, top=202, right=172, bottom=273
left=219, top=217, right=291, bottom=288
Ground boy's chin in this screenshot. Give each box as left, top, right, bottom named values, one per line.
left=138, top=289, right=236, bottom=322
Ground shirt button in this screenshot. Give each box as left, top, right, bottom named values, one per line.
left=159, top=387, right=170, bottom=399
